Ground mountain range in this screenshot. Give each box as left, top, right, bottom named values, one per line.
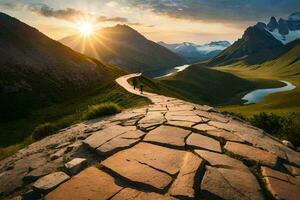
left=60, top=25, right=186, bottom=72
left=158, top=41, right=230, bottom=63
left=0, top=12, right=125, bottom=121
left=206, top=13, right=300, bottom=67
left=266, top=12, right=300, bottom=44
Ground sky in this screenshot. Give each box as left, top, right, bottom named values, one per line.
left=1, top=0, right=300, bottom=44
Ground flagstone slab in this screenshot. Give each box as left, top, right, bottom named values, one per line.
left=32, top=172, right=70, bottom=194
left=193, top=124, right=218, bottom=132
left=264, top=176, right=300, bottom=200
left=102, top=143, right=187, bottom=190
left=111, top=188, right=174, bottom=200
left=64, top=158, right=87, bottom=175
left=144, top=126, right=191, bottom=148
left=166, top=120, right=195, bottom=128
left=195, top=150, right=248, bottom=171
left=96, top=137, right=140, bottom=156
left=169, top=152, right=204, bottom=198
left=83, top=125, right=136, bottom=149
left=45, top=167, right=122, bottom=200
left=138, top=112, right=166, bottom=130
left=261, top=167, right=300, bottom=187
left=186, top=133, right=222, bottom=153
left=284, top=164, right=300, bottom=176
left=224, top=141, right=278, bottom=167
left=201, top=166, right=263, bottom=200
left=165, top=113, right=202, bottom=123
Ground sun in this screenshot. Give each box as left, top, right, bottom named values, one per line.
left=78, top=22, right=94, bottom=37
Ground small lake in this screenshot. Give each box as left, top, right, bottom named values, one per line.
left=242, top=81, right=296, bottom=104
left=144, top=64, right=190, bottom=79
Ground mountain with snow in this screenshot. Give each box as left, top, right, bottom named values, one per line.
left=264, top=12, right=300, bottom=44
left=158, top=41, right=231, bottom=63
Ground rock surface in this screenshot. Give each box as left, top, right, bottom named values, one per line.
left=32, top=172, right=70, bottom=194
left=64, top=158, right=87, bottom=175
left=1, top=73, right=300, bottom=200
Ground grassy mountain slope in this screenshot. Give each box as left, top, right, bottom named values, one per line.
left=0, top=13, right=149, bottom=159
left=213, top=39, right=300, bottom=116
left=207, top=25, right=284, bottom=66
left=157, top=66, right=282, bottom=105
left=60, top=25, right=186, bottom=72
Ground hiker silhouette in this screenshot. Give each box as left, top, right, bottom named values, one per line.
left=140, top=84, right=144, bottom=94
left=132, top=78, right=138, bottom=90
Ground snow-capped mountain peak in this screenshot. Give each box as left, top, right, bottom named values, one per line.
left=158, top=41, right=231, bottom=62
left=288, top=12, right=300, bottom=21
left=262, top=12, right=300, bottom=44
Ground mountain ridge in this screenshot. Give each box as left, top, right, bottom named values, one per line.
left=158, top=41, right=230, bottom=63
left=60, top=24, right=186, bottom=72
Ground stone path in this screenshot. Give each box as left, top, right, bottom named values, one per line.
left=1, top=73, right=300, bottom=200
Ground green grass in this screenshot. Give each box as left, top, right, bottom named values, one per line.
left=129, top=75, right=188, bottom=101
left=82, top=102, right=121, bottom=120
left=157, top=66, right=283, bottom=105
left=0, top=83, right=150, bottom=160
left=215, top=65, right=300, bottom=117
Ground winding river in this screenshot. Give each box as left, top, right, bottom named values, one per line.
left=145, top=64, right=190, bottom=79
left=242, top=81, right=296, bottom=104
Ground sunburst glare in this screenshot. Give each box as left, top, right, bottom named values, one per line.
left=78, top=22, right=94, bottom=36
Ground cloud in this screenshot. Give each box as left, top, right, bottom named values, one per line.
left=97, top=16, right=128, bottom=23
left=122, top=0, right=300, bottom=22
left=31, top=5, right=83, bottom=20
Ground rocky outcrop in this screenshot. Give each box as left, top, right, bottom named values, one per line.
left=1, top=74, right=300, bottom=200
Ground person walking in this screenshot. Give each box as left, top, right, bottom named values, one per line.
left=132, top=78, right=137, bottom=90
left=140, top=84, right=144, bottom=94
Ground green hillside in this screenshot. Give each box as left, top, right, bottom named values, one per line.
left=214, top=39, right=300, bottom=116
left=157, top=66, right=282, bottom=105
left=0, top=13, right=150, bottom=160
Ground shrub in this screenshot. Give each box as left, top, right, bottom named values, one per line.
left=249, top=112, right=300, bottom=147
left=31, top=123, right=55, bottom=140
left=82, top=102, right=121, bottom=120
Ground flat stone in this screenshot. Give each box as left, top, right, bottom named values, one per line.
left=194, top=123, right=244, bottom=142
left=50, top=149, right=66, bottom=160
left=144, top=126, right=191, bottom=148
left=165, top=113, right=202, bottom=123
left=94, top=130, right=145, bottom=156
left=96, top=137, right=140, bottom=156
left=32, top=172, right=70, bottom=194
left=111, top=188, right=174, bottom=200
left=284, top=164, right=300, bottom=176
left=83, top=125, right=136, bottom=149
left=201, top=166, right=263, bottom=200
left=120, top=130, right=146, bottom=139
left=195, top=110, right=229, bottom=123
left=102, top=142, right=187, bottom=190
left=169, top=152, right=204, bottom=198
left=206, top=129, right=244, bottom=142
left=186, top=133, right=222, bottom=153
left=224, top=142, right=278, bottom=167
left=193, top=124, right=218, bottom=132
left=138, top=112, right=165, bottom=130
left=168, top=105, right=195, bottom=111
left=64, top=158, right=87, bottom=175
left=195, top=150, right=248, bottom=171
left=264, top=176, right=300, bottom=200
left=261, top=167, right=300, bottom=187
left=45, top=167, right=123, bottom=200
left=166, top=120, right=195, bottom=128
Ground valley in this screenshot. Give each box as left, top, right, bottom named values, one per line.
left=1, top=3, right=300, bottom=200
